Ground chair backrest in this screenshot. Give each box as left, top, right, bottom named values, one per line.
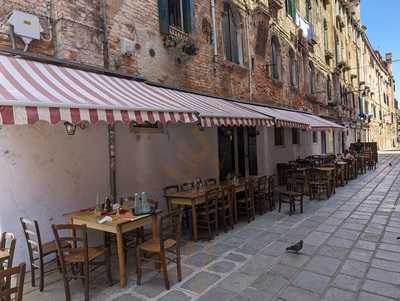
left=0, top=263, right=26, bottom=301
left=204, top=188, right=219, bottom=214
left=268, top=175, right=274, bottom=194
left=163, top=185, right=179, bottom=195
left=257, top=176, right=267, bottom=194
left=244, top=180, right=255, bottom=203
left=180, top=182, right=194, bottom=192
left=20, top=217, right=43, bottom=264
left=206, top=178, right=217, bottom=186
left=0, top=232, right=16, bottom=270
left=221, top=184, right=234, bottom=207
left=52, top=224, right=88, bottom=269
left=159, top=209, right=183, bottom=247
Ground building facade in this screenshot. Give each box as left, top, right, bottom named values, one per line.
left=0, top=0, right=396, bottom=149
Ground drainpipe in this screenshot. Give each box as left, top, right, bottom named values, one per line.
left=245, top=13, right=252, bottom=101
left=100, top=0, right=115, bottom=200
left=210, top=0, right=218, bottom=64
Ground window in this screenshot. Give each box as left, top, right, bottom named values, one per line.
left=158, top=0, right=194, bottom=34
left=305, top=0, right=312, bottom=22
left=312, top=131, right=318, bottom=143
left=271, top=36, right=281, bottom=80
left=309, top=62, right=315, bottom=94
left=323, top=19, right=328, bottom=50
left=274, top=126, right=285, bottom=146
left=289, top=49, right=297, bottom=87
left=285, top=0, right=296, bottom=19
left=222, top=2, right=242, bottom=64
left=327, top=76, right=332, bottom=100
left=292, top=128, right=300, bottom=144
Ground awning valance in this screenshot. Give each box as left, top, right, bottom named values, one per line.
left=147, top=85, right=274, bottom=127
left=238, top=103, right=310, bottom=129
left=0, top=55, right=197, bottom=125
left=237, top=102, right=344, bottom=130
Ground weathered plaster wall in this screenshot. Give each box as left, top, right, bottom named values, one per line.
left=0, top=122, right=219, bottom=264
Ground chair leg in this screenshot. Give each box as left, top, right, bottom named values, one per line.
left=176, top=247, right=182, bottom=282
left=84, top=262, right=89, bottom=301
left=160, top=252, right=170, bottom=290
left=39, top=259, right=44, bottom=292
left=278, top=197, right=282, bottom=212
left=106, top=247, right=113, bottom=286
left=300, top=196, right=304, bottom=213
left=136, top=248, right=142, bottom=285
left=61, top=265, right=71, bottom=301
left=31, top=264, right=36, bottom=287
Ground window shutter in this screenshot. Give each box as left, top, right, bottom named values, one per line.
left=290, top=0, right=296, bottom=19
left=158, top=0, right=169, bottom=34
left=182, top=0, right=195, bottom=33
left=230, top=15, right=239, bottom=64
left=222, top=6, right=232, bottom=61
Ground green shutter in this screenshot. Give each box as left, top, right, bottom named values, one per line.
left=182, top=0, right=195, bottom=33
left=158, top=0, right=169, bottom=34
left=290, top=0, right=296, bottom=19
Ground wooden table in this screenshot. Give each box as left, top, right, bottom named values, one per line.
left=165, top=177, right=254, bottom=241
left=67, top=210, right=159, bottom=288
left=316, top=167, right=336, bottom=196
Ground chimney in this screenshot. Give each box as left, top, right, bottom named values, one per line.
left=385, top=52, right=393, bottom=73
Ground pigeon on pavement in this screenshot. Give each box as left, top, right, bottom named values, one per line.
left=286, top=240, right=303, bottom=253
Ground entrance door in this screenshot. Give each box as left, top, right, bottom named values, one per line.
left=218, top=127, right=258, bottom=179
left=218, top=127, right=235, bottom=180
left=321, top=131, right=327, bottom=154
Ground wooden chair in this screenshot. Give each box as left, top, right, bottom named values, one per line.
left=254, top=176, right=268, bottom=214
left=277, top=172, right=304, bottom=216
left=0, top=263, right=25, bottom=301
left=196, top=188, right=219, bottom=240
left=52, top=224, right=112, bottom=301
left=137, top=209, right=183, bottom=290
left=20, top=217, right=70, bottom=292
left=237, top=180, right=256, bottom=223
left=308, top=169, right=330, bottom=200
left=165, top=184, right=191, bottom=231
left=218, top=185, right=235, bottom=232
left=267, top=175, right=275, bottom=210
left=205, top=178, right=217, bottom=186
left=180, top=182, right=194, bottom=191
left=0, top=232, right=16, bottom=271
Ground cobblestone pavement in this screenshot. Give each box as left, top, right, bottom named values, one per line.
left=26, top=153, right=400, bottom=301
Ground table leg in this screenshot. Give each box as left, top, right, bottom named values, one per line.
left=191, top=201, right=198, bottom=241
left=116, top=228, right=126, bottom=288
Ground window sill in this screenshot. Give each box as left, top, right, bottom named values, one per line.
left=221, top=60, right=249, bottom=72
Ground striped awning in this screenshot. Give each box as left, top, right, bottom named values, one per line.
left=149, top=86, right=274, bottom=127
left=0, top=55, right=197, bottom=125
left=238, top=103, right=310, bottom=129
left=305, top=114, right=345, bottom=130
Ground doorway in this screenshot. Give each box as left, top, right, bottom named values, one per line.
left=218, top=127, right=258, bottom=180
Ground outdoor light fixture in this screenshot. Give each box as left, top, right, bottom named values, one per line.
left=64, top=122, right=76, bottom=135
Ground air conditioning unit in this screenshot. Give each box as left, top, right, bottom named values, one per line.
left=7, top=10, right=43, bottom=51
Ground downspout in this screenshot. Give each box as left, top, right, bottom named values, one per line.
left=100, top=0, right=116, bottom=200
left=245, top=12, right=253, bottom=101
left=210, top=0, right=218, bottom=65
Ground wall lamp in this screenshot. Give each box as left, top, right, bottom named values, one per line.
left=64, top=122, right=76, bottom=135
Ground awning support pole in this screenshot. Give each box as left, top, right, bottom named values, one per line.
left=108, top=124, right=117, bottom=201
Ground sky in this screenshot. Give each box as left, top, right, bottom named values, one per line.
left=361, top=0, right=400, bottom=99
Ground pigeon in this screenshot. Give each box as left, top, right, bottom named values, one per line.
left=397, top=236, right=400, bottom=239
left=286, top=240, right=303, bottom=253
left=389, top=162, right=393, bottom=167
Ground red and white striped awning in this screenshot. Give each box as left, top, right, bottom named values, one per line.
left=149, top=86, right=274, bottom=127
left=238, top=103, right=310, bottom=129
left=0, top=55, right=197, bottom=125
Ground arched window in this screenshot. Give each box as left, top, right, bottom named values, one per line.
left=309, top=62, right=315, bottom=94
left=289, top=49, right=297, bottom=87
left=327, top=75, right=332, bottom=100
left=222, top=2, right=242, bottom=64
left=323, top=19, right=328, bottom=50
left=271, top=36, right=280, bottom=80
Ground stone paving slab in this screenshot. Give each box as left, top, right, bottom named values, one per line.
left=24, top=154, right=400, bottom=301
